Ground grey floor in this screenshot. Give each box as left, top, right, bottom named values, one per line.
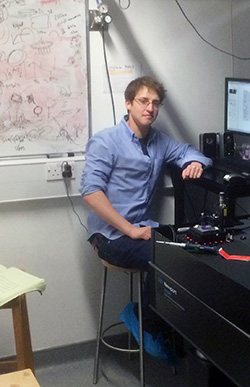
left=34, top=340, right=189, bottom=387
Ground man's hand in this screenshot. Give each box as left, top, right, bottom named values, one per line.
left=182, top=161, right=203, bottom=180
left=128, top=225, right=152, bottom=240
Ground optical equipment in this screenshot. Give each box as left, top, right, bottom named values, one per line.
left=89, top=3, right=112, bottom=31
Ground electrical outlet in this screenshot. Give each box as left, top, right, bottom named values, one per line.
left=46, top=162, right=62, bottom=181
left=46, top=162, right=75, bottom=181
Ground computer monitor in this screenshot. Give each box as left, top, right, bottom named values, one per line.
left=225, top=77, right=250, bottom=135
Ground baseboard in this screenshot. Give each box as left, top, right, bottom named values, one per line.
left=0, top=340, right=96, bottom=372
left=0, top=332, right=135, bottom=371
left=34, top=340, right=96, bottom=368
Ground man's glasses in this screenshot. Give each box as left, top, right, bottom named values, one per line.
left=134, top=97, right=162, bottom=109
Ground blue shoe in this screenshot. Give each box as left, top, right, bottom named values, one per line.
left=119, top=302, right=176, bottom=362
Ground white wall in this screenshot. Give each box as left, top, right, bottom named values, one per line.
left=1, top=0, right=250, bottom=358
left=90, top=0, right=233, bottom=143
left=231, top=0, right=250, bottom=77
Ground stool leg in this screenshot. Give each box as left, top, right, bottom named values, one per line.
left=93, top=266, right=107, bottom=384
left=128, top=272, right=133, bottom=359
left=171, top=330, right=177, bottom=375
left=138, top=272, right=144, bottom=387
left=12, top=295, right=34, bottom=373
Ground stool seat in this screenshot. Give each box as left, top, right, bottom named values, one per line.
left=101, top=259, right=141, bottom=273
left=0, top=295, right=34, bottom=373
left=93, top=259, right=145, bottom=386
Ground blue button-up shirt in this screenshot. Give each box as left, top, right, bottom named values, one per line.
left=80, top=117, right=212, bottom=239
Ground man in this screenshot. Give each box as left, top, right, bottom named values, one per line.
left=80, top=76, right=212, bottom=360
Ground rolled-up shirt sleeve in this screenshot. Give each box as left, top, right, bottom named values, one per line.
left=174, top=144, right=213, bottom=169
left=161, top=136, right=212, bottom=170
left=80, top=135, right=114, bottom=196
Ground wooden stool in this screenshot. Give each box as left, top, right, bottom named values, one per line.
left=93, top=259, right=144, bottom=386
left=0, top=369, right=39, bottom=387
left=0, top=295, right=34, bottom=373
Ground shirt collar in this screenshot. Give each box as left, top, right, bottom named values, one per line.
left=121, top=115, right=156, bottom=142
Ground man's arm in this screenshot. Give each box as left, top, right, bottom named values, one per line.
left=84, top=190, right=151, bottom=240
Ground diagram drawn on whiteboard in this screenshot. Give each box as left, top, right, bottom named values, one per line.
left=0, top=0, right=89, bottom=158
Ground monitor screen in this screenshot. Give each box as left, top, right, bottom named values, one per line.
left=225, top=77, right=250, bottom=134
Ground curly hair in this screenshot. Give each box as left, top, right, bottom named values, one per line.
left=124, top=76, right=166, bottom=103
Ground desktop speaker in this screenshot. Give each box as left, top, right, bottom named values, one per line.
left=223, top=132, right=234, bottom=157
left=199, top=133, right=220, bottom=158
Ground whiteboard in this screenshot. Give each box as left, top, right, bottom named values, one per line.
left=0, top=0, right=89, bottom=158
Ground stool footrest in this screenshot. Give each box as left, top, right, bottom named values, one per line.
left=101, top=322, right=140, bottom=353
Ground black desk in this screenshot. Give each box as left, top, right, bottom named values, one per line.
left=171, top=166, right=250, bottom=227
left=149, top=227, right=250, bottom=387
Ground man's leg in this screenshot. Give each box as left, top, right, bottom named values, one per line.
left=90, top=233, right=170, bottom=337
left=90, top=233, right=150, bottom=271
